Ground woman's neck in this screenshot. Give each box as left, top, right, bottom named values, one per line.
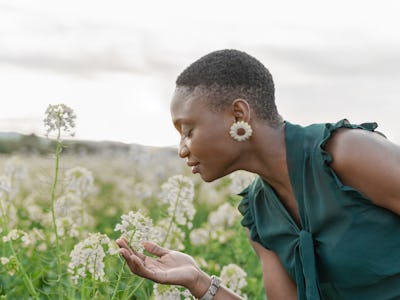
left=240, top=121, right=291, bottom=189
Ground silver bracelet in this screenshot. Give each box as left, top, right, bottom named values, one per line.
left=198, top=275, right=222, bottom=300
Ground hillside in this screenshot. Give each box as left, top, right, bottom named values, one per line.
left=0, top=132, right=179, bottom=160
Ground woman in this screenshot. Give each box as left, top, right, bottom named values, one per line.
left=117, top=49, right=400, bottom=300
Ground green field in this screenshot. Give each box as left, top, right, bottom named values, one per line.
left=0, top=148, right=264, bottom=299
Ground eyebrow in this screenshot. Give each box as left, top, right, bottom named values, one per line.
left=173, top=118, right=189, bottom=127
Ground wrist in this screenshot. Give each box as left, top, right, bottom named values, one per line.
left=187, top=270, right=211, bottom=299
left=197, top=275, right=222, bottom=300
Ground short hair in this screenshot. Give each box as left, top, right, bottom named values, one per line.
left=176, top=49, right=280, bottom=125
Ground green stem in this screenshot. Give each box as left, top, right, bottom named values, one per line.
left=126, top=278, right=146, bottom=299
left=162, top=185, right=182, bottom=246
left=0, top=197, right=9, bottom=256
left=9, top=240, right=39, bottom=299
left=110, top=261, right=126, bottom=300
left=80, top=278, right=85, bottom=299
left=50, top=128, right=63, bottom=296
left=111, top=230, right=138, bottom=300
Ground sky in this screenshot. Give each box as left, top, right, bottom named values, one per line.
left=1, top=0, right=400, bottom=146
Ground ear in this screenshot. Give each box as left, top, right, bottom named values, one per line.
left=231, top=99, right=251, bottom=122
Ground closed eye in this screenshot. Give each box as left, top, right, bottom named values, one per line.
left=181, top=125, right=193, bottom=139
left=185, top=129, right=193, bottom=138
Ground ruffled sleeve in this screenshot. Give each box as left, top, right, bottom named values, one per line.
left=319, top=118, right=379, bottom=195
left=238, top=186, right=262, bottom=244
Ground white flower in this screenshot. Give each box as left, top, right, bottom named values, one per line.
left=220, top=264, right=248, bottom=298
left=107, top=241, right=120, bottom=255
left=37, top=243, right=47, bottom=252
left=189, top=203, right=239, bottom=247
left=153, top=283, right=193, bottom=300
left=208, top=203, right=240, bottom=228
left=0, top=201, right=18, bottom=228
left=53, top=192, right=94, bottom=235
left=62, top=217, right=78, bottom=237
left=2, top=229, right=33, bottom=248
left=55, top=192, right=82, bottom=217
left=153, top=219, right=186, bottom=251
left=68, top=233, right=115, bottom=284
left=1, top=257, right=9, bottom=265
left=197, top=183, right=226, bottom=205
left=44, top=104, right=76, bottom=137
left=4, top=157, right=27, bottom=182
left=0, top=175, right=11, bottom=195
left=64, top=167, right=94, bottom=198
left=159, top=175, right=195, bottom=228
left=1, top=255, right=17, bottom=276
left=51, top=216, right=80, bottom=238
left=189, top=228, right=209, bottom=246
left=21, top=233, right=33, bottom=247
left=0, top=158, right=25, bottom=203
left=228, top=171, right=256, bottom=195
left=114, top=210, right=153, bottom=253
left=3, top=229, right=22, bottom=242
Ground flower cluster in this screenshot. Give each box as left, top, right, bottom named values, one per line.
left=189, top=227, right=209, bottom=246
left=51, top=196, right=89, bottom=239
left=0, top=157, right=27, bottom=229
left=2, top=229, right=31, bottom=247
left=55, top=192, right=82, bottom=218
left=4, top=157, right=27, bottom=183
left=0, top=174, right=11, bottom=196
left=48, top=166, right=95, bottom=239
left=3, top=157, right=26, bottom=201
left=64, top=166, right=94, bottom=198
left=189, top=203, right=240, bottom=246
left=159, top=175, right=195, bottom=229
left=208, top=203, right=240, bottom=229
left=228, top=171, right=256, bottom=195
left=114, top=210, right=153, bottom=253
left=2, top=228, right=45, bottom=254
left=153, top=283, right=192, bottom=300
left=220, top=264, right=248, bottom=298
left=68, top=233, right=117, bottom=284
left=153, top=219, right=186, bottom=251
left=0, top=255, right=18, bottom=276
left=43, top=104, right=76, bottom=138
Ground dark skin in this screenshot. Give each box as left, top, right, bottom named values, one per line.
left=117, top=86, right=400, bottom=299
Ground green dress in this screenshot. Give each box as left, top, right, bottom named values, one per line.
left=238, top=119, right=400, bottom=300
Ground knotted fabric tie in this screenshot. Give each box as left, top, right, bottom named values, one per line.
left=295, top=230, right=321, bottom=300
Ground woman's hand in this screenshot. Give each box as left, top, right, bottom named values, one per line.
left=116, top=237, right=210, bottom=297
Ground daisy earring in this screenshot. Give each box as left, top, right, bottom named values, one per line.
left=229, top=120, right=253, bottom=142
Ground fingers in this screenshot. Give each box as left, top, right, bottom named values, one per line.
left=120, top=248, right=149, bottom=274
left=143, top=241, right=170, bottom=257
left=119, top=246, right=163, bottom=282
left=116, top=237, right=146, bottom=261
left=116, top=237, right=169, bottom=258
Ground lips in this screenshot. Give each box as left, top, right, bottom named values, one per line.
left=187, top=161, right=200, bottom=174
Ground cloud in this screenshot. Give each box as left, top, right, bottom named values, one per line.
left=254, top=44, right=400, bottom=81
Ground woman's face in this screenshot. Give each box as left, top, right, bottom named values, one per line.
left=170, top=88, right=242, bottom=182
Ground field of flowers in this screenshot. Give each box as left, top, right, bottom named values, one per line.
left=0, top=105, right=264, bottom=299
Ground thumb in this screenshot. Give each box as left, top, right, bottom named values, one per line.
left=143, top=241, right=170, bottom=257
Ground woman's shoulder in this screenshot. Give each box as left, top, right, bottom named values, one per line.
left=286, top=119, right=380, bottom=155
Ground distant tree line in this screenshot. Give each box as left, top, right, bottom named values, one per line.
left=0, top=133, right=129, bottom=155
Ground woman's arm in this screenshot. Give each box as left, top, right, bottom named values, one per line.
left=248, top=233, right=297, bottom=300
left=325, top=128, right=400, bottom=215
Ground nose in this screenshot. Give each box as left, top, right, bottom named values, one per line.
left=178, top=140, right=190, bottom=158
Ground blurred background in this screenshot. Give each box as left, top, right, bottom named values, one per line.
left=1, top=2, right=399, bottom=298
left=1, top=0, right=400, bottom=147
